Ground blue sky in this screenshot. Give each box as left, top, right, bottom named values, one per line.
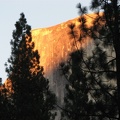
left=0, top=0, right=91, bottom=82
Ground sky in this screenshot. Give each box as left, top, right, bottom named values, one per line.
left=0, top=0, right=91, bottom=83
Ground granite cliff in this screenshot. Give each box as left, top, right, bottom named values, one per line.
left=2, top=13, right=96, bottom=119
left=32, top=15, right=94, bottom=105
left=3, top=13, right=96, bottom=102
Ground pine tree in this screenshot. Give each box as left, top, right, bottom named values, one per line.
left=0, top=87, right=7, bottom=120
left=0, top=80, right=7, bottom=120
left=5, top=13, right=56, bottom=120
left=60, top=50, right=94, bottom=120
left=60, top=0, right=119, bottom=119
left=0, top=79, right=12, bottom=120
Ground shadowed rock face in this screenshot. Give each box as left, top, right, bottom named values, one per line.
left=32, top=16, right=94, bottom=105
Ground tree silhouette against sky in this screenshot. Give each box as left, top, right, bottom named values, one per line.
left=5, top=13, right=57, bottom=120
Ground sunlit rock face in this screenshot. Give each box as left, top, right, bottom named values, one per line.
left=32, top=15, right=93, bottom=105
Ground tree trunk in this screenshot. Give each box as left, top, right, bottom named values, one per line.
left=113, top=0, right=120, bottom=118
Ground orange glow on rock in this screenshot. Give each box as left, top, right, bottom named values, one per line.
left=31, top=14, right=96, bottom=79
